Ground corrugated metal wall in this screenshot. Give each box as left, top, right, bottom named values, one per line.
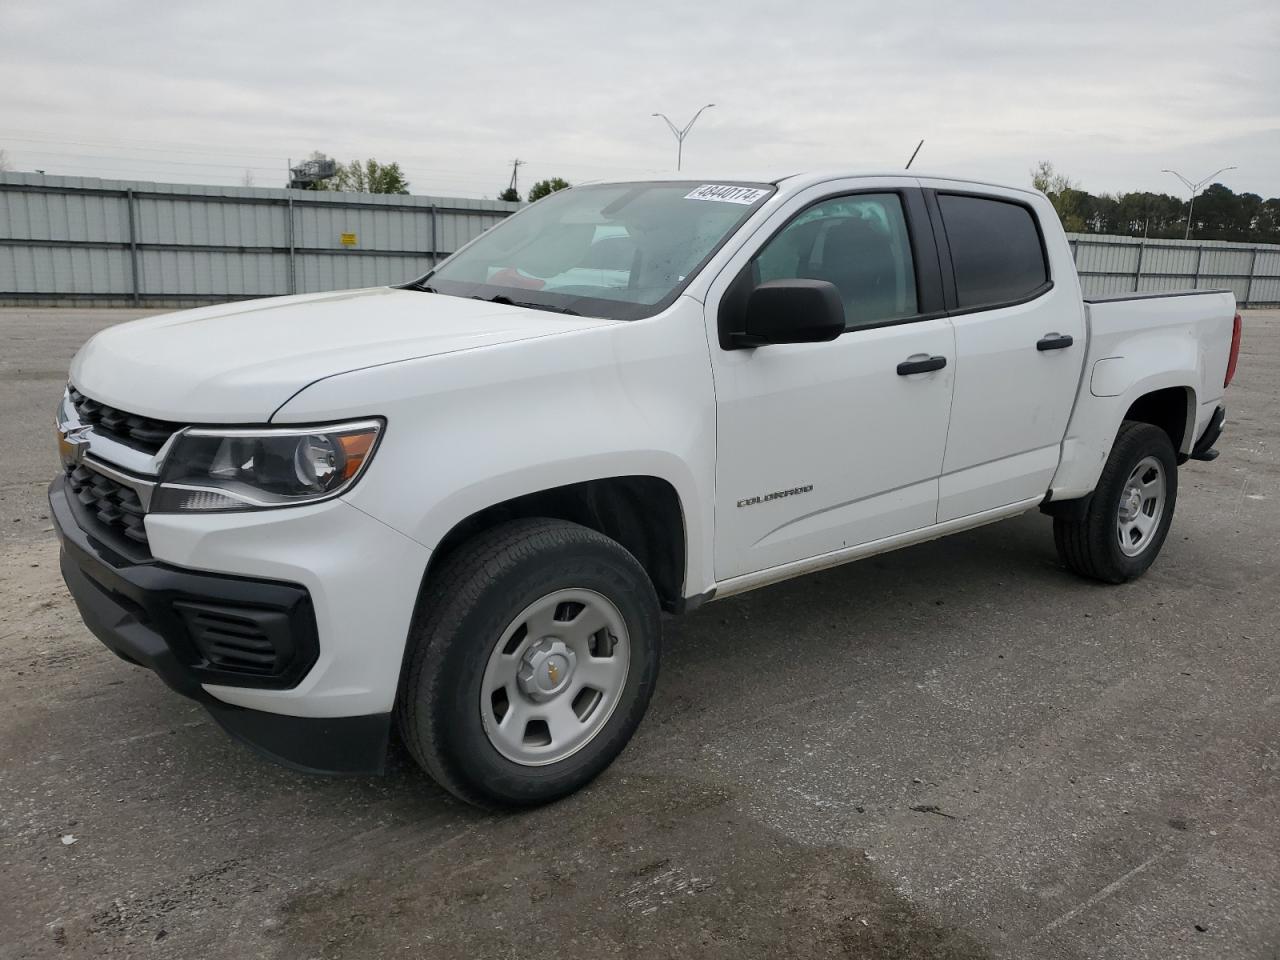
left=1067, top=233, right=1280, bottom=306
left=0, top=173, right=519, bottom=306
left=3, top=173, right=1278, bottom=307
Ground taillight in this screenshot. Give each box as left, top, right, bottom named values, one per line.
left=1224, top=311, right=1242, bottom=388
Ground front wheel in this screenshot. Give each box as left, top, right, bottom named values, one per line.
left=397, top=518, right=661, bottom=808
left=1054, top=420, right=1179, bottom=584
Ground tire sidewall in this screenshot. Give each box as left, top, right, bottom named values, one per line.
left=423, top=532, right=660, bottom=805
left=1094, top=425, right=1179, bottom=579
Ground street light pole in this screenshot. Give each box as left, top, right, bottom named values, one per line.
left=1162, top=165, right=1237, bottom=240
left=652, top=104, right=716, bottom=171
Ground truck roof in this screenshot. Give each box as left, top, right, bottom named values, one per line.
left=584, top=169, right=1044, bottom=199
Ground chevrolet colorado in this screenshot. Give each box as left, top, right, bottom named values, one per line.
left=51, top=172, right=1240, bottom=807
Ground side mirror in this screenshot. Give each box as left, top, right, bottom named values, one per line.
left=731, top=279, right=845, bottom=348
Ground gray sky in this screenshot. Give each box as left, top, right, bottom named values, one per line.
left=3, top=0, right=1278, bottom=199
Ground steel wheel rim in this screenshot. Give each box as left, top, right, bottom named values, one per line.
left=480, top=588, right=630, bottom=766
left=1116, top=455, right=1166, bottom=557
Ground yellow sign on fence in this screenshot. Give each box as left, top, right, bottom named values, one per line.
left=340, top=232, right=358, bottom=247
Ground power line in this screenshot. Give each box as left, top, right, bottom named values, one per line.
left=4, top=132, right=670, bottom=178
left=9, top=149, right=507, bottom=187
left=12, top=150, right=284, bottom=173
left=4, top=161, right=531, bottom=199
left=3, top=133, right=290, bottom=162
left=4, top=136, right=673, bottom=198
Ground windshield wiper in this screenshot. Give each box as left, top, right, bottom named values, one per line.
left=515, top=301, right=581, bottom=316
left=403, top=279, right=437, bottom=293
left=473, top=294, right=580, bottom=317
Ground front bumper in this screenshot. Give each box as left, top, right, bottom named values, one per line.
left=50, top=474, right=392, bottom=774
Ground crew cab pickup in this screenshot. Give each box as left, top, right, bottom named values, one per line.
left=51, top=172, right=1241, bottom=807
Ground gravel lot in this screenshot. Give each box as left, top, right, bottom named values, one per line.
left=1, top=306, right=1277, bottom=960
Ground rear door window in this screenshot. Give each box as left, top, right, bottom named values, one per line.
left=937, top=194, right=1049, bottom=309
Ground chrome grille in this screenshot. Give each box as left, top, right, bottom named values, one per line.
left=68, top=386, right=178, bottom=455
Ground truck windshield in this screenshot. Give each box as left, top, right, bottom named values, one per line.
left=413, top=181, right=774, bottom=320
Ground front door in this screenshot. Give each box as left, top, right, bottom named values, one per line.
left=707, top=184, right=956, bottom=582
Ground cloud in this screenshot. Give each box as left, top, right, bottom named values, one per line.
left=2, top=0, right=1277, bottom=197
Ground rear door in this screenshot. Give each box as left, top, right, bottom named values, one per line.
left=920, top=185, right=1087, bottom=521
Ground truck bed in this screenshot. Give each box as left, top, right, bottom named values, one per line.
left=1048, top=287, right=1236, bottom=500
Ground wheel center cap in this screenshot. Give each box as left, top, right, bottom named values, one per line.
left=1119, top=487, right=1142, bottom=522
left=517, top=638, right=577, bottom=701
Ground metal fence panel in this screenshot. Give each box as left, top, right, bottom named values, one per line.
left=1073, top=241, right=1140, bottom=275
left=2, top=187, right=131, bottom=244
left=1067, top=233, right=1280, bottom=306
left=1134, top=275, right=1181, bottom=294
left=136, top=195, right=289, bottom=248
left=1250, top=277, right=1280, bottom=302
left=5, top=174, right=1278, bottom=308
left=1200, top=248, right=1248, bottom=276
left=1087, top=273, right=1137, bottom=296
left=0, top=243, right=133, bottom=294
left=296, top=253, right=430, bottom=293
left=0, top=173, right=518, bottom=306
left=1255, top=251, right=1280, bottom=276
left=1142, top=244, right=1200, bottom=276
left=137, top=249, right=291, bottom=297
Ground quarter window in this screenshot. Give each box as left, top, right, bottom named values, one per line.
left=752, top=193, right=919, bottom=330
left=937, top=194, right=1049, bottom=308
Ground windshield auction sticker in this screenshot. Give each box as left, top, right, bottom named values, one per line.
left=684, top=184, right=769, bottom=204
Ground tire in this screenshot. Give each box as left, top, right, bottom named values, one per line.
left=397, top=518, right=661, bottom=808
left=1054, top=420, right=1179, bottom=584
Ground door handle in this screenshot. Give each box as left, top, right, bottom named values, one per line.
left=896, top=354, right=947, bottom=375
left=1036, top=333, right=1074, bottom=351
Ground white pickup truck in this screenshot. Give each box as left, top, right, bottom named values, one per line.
left=52, top=172, right=1241, bottom=807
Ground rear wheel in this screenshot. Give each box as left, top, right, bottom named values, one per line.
left=1054, top=420, right=1179, bottom=583
left=397, top=518, right=661, bottom=808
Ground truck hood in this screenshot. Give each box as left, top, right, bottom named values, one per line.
left=69, top=286, right=616, bottom=422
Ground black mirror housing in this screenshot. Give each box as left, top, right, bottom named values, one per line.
left=731, top=279, right=845, bottom=348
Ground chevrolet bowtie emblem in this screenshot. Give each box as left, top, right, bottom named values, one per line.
left=546, top=662, right=560, bottom=685
left=57, top=425, right=91, bottom=469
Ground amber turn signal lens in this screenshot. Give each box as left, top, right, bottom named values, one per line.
left=337, top=431, right=376, bottom=480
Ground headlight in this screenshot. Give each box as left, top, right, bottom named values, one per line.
left=150, top=419, right=383, bottom=513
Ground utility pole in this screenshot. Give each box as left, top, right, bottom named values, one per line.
left=1162, top=165, right=1237, bottom=240
left=507, top=159, right=525, bottom=198
left=651, top=104, right=716, bottom=171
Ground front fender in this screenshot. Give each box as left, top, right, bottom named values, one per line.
left=274, top=299, right=719, bottom=599
left=395, top=448, right=703, bottom=586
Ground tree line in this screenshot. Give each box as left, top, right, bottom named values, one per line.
left=12, top=141, right=1272, bottom=237
left=499, top=176, right=570, bottom=203
left=1033, top=162, right=1280, bottom=243
left=292, top=153, right=1274, bottom=239
left=289, top=151, right=571, bottom=203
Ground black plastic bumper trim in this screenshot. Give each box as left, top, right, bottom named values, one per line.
left=1191, top=405, right=1226, bottom=461
left=51, top=475, right=319, bottom=690
left=206, top=705, right=390, bottom=776
left=50, top=474, right=389, bottom=776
